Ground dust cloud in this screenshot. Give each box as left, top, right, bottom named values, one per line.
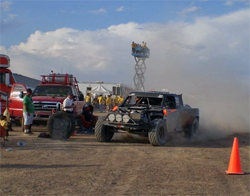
left=112, top=133, right=148, bottom=143
left=145, top=55, right=249, bottom=140
left=140, top=10, right=250, bottom=140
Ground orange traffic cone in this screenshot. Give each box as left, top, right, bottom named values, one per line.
left=72, top=130, right=77, bottom=136
left=226, top=137, right=244, bottom=175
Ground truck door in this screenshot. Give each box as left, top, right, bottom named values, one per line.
left=0, top=70, right=14, bottom=113
left=164, top=95, right=182, bottom=133
left=8, top=83, right=27, bottom=119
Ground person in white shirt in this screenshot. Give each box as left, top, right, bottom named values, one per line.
left=63, top=93, right=74, bottom=113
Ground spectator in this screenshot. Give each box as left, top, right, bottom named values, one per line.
left=3, top=108, right=13, bottom=132
left=113, top=95, right=119, bottom=107
left=63, top=92, right=74, bottom=114
left=103, top=95, right=107, bottom=110
left=85, top=93, right=91, bottom=105
left=97, top=95, right=104, bottom=112
left=0, top=114, right=9, bottom=141
left=118, top=96, right=124, bottom=105
left=106, top=95, right=112, bottom=112
left=132, top=41, right=136, bottom=53
left=142, top=41, right=147, bottom=52
left=92, top=96, right=98, bottom=108
left=79, top=104, right=97, bottom=133
left=23, top=88, right=35, bottom=135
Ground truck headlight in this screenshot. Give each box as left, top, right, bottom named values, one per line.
left=108, top=114, right=115, bottom=122
left=116, top=114, right=122, bottom=122
left=123, top=115, right=130, bottom=123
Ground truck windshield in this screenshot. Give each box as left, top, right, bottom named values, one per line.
left=33, top=86, right=71, bottom=97
left=122, top=95, right=163, bottom=107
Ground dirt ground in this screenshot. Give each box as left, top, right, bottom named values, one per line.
left=0, top=113, right=249, bottom=196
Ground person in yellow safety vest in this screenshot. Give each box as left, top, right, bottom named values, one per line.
left=132, top=41, right=136, bottom=53
left=85, top=93, right=91, bottom=105
left=113, top=95, right=119, bottom=107
left=106, top=95, right=112, bottom=112
left=97, top=95, right=104, bottom=112
left=3, top=107, right=13, bottom=131
left=118, top=96, right=124, bottom=105
left=142, top=41, right=147, bottom=53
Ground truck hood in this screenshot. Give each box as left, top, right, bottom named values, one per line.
left=32, top=96, right=65, bottom=103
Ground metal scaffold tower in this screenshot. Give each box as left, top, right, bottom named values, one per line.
left=133, top=57, right=146, bottom=91
left=131, top=42, right=150, bottom=91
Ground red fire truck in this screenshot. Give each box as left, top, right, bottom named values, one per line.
left=8, top=73, right=84, bottom=124
left=0, top=54, right=16, bottom=114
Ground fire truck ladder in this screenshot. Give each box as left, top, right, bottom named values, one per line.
left=133, top=57, right=147, bottom=91
left=41, top=73, right=80, bottom=92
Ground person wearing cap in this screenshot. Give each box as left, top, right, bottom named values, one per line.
left=23, top=88, right=35, bottom=135
left=63, top=92, right=74, bottom=113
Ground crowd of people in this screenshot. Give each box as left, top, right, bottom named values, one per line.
left=85, top=93, right=124, bottom=113
left=131, top=41, right=148, bottom=53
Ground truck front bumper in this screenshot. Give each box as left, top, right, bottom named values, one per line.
left=34, top=111, right=52, bottom=121
left=102, top=121, right=150, bottom=131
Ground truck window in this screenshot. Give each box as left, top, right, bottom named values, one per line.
left=72, top=87, right=79, bottom=99
left=11, top=84, right=26, bottom=98
left=123, top=96, right=163, bottom=107
left=33, top=86, right=71, bottom=97
left=5, top=73, right=10, bottom=86
left=165, top=96, right=176, bottom=109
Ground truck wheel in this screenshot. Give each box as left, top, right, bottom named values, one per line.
left=95, top=116, right=114, bottom=142
left=47, top=111, right=75, bottom=139
left=148, top=119, right=168, bottom=146
left=185, top=118, right=199, bottom=139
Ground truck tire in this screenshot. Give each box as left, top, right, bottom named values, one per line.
left=47, top=111, right=75, bottom=139
left=148, top=119, right=168, bottom=146
left=95, top=116, right=114, bottom=142
left=185, top=117, right=199, bottom=139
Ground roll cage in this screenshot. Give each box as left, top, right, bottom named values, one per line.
left=120, top=92, right=183, bottom=110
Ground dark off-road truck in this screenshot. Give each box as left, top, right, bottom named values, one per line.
left=95, top=91, right=199, bottom=146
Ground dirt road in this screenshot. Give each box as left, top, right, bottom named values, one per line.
left=1, top=124, right=249, bottom=195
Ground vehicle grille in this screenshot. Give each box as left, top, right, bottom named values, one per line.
left=33, top=101, right=60, bottom=112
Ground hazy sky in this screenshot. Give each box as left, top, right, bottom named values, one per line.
left=0, top=0, right=249, bottom=133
